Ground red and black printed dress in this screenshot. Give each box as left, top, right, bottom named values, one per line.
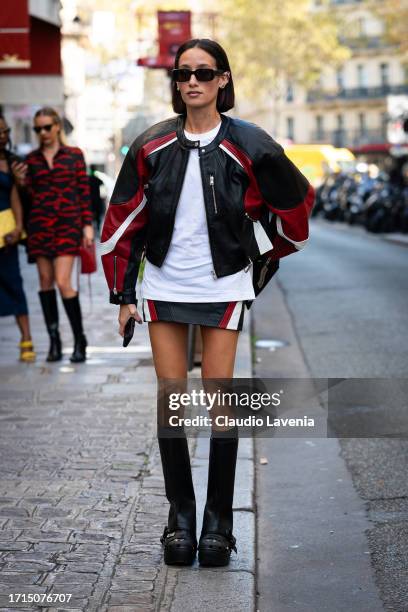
left=25, top=146, right=93, bottom=260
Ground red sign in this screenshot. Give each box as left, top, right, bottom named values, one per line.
left=0, top=0, right=30, bottom=69
left=158, top=11, right=191, bottom=59
left=138, top=10, right=191, bottom=70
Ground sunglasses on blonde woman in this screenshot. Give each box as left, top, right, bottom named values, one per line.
left=32, top=124, right=54, bottom=134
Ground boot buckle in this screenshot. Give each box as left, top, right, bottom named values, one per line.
left=160, top=526, right=175, bottom=544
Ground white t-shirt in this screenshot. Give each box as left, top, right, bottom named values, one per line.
left=140, top=121, right=256, bottom=303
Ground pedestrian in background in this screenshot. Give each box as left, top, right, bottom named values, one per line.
left=88, top=164, right=106, bottom=237
left=101, top=39, right=314, bottom=567
left=0, top=115, right=36, bottom=362
left=15, top=107, right=94, bottom=363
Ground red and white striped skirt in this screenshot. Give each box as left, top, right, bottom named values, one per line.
left=141, top=298, right=248, bottom=331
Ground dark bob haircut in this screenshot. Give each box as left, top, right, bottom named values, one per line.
left=171, top=38, right=235, bottom=114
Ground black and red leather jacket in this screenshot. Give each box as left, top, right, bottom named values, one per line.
left=100, top=113, right=315, bottom=310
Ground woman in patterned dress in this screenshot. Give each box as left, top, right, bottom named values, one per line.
left=16, top=107, right=94, bottom=363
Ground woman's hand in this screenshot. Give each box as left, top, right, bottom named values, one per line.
left=10, top=161, right=27, bottom=187
left=82, top=224, right=94, bottom=247
left=118, top=303, right=143, bottom=337
left=3, top=227, right=22, bottom=246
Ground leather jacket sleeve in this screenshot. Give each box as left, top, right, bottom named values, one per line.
left=252, top=144, right=315, bottom=261
left=100, top=141, right=149, bottom=306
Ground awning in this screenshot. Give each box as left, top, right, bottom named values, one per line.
left=0, top=0, right=30, bottom=69
left=350, top=143, right=392, bottom=154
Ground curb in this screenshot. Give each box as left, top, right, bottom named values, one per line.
left=381, top=232, right=408, bottom=248
left=314, top=217, right=408, bottom=248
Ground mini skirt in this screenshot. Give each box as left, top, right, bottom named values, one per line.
left=141, top=298, right=248, bottom=331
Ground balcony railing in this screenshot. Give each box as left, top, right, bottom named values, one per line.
left=310, top=129, right=387, bottom=148
left=338, top=35, right=391, bottom=50
left=307, top=84, right=408, bottom=103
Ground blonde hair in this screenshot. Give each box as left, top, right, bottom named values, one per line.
left=34, top=107, right=67, bottom=145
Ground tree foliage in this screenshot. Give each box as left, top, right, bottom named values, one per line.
left=366, top=0, right=408, bottom=63
left=216, top=0, right=350, bottom=108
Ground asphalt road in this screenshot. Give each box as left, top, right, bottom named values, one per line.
left=253, top=219, right=408, bottom=612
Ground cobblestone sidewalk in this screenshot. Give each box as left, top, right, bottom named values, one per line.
left=0, top=246, right=254, bottom=612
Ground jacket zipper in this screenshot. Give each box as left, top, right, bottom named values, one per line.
left=257, top=256, right=272, bottom=288
left=199, top=154, right=219, bottom=279
left=244, top=256, right=253, bottom=272
left=113, top=255, right=118, bottom=295
left=209, top=174, right=218, bottom=214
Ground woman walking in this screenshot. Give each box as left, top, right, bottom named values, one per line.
left=100, top=39, right=315, bottom=566
left=0, top=115, right=36, bottom=362
left=17, top=107, right=94, bottom=363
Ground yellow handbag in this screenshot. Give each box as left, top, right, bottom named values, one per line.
left=0, top=208, right=27, bottom=249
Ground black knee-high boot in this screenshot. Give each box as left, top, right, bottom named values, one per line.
left=158, top=426, right=197, bottom=565
left=198, top=429, right=239, bottom=567
left=61, top=294, right=87, bottom=363
left=38, top=289, right=62, bottom=362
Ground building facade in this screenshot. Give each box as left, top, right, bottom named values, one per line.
left=242, top=0, right=408, bottom=159
left=0, top=0, right=64, bottom=155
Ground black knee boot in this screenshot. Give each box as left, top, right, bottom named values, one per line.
left=38, top=289, right=62, bottom=362
left=61, top=294, right=87, bottom=363
left=158, top=426, right=197, bottom=565
left=198, top=429, right=239, bottom=567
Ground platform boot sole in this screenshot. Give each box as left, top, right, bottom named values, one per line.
left=198, top=542, right=231, bottom=567
left=164, top=543, right=197, bottom=565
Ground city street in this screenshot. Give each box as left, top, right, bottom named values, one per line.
left=2, top=0, right=408, bottom=610
left=254, top=218, right=408, bottom=612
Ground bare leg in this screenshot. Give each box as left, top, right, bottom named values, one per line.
left=15, top=314, right=32, bottom=342
left=36, top=256, right=54, bottom=291
left=54, top=255, right=77, bottom=298
left=200, top=326, right=240, bottom=378
left=148, top=320, right=189, bottom=426
left=148, top=321, right=189, bottom=378
left=200, top=326, right=240, bottom=431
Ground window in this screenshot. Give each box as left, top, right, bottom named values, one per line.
left=336, top=68, right=344, bottom=90
left=357, top=64, right=367, bottom=88
left=380, top=112, right=388, bottom=139
left=316, top=115, right=324, bottom=139
left=356, top=17, right=365, bottom=37
left=358, top=113, right=366, bottom=135
left=287, top=117, right=294, bottom=141
left=286, top=81, right=294, bottom=102
left=380, top=63, right=389, bottom=87
left=335, top=115, right=345, bottom=146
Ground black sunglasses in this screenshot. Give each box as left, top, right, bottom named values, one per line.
left=32, top=124, right=54, bottom=134
left=172, top=68, right=226, bottom=83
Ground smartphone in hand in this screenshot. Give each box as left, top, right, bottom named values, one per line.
left=123, top=317, right=136, bottom=347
